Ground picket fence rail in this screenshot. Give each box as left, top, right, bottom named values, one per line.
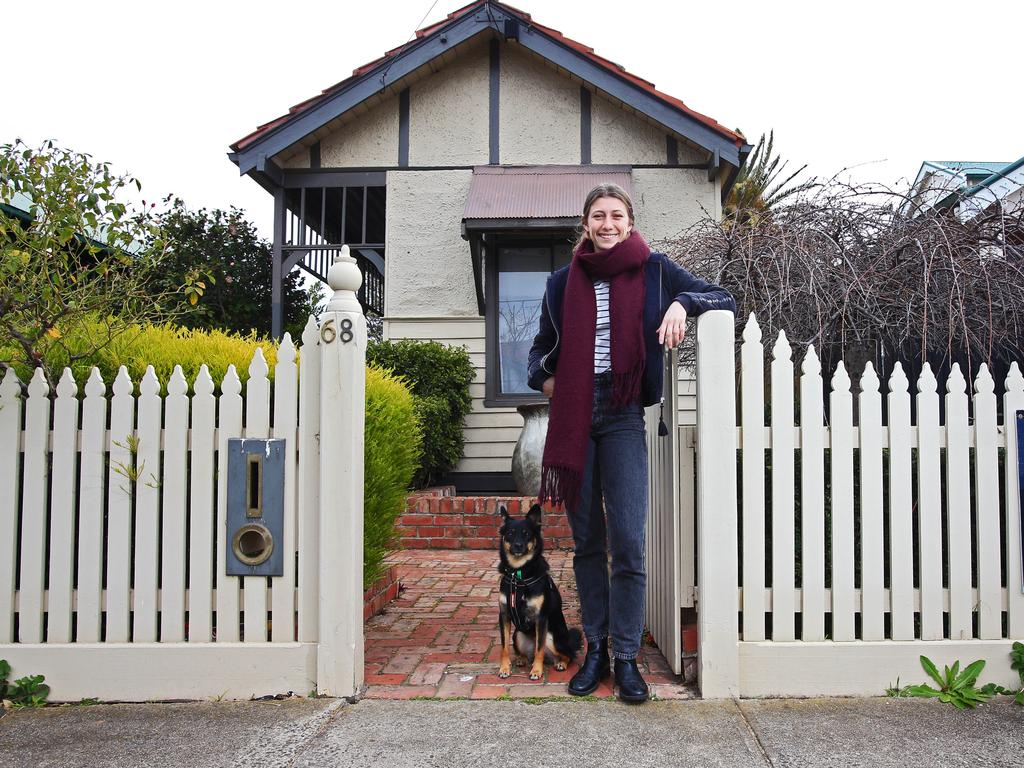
left=0, top=250, right=367, bottom=701
left=695, top=311, right=1024, bottom=698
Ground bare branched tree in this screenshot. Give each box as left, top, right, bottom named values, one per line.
left=657, top=178, right=1024, bottom=393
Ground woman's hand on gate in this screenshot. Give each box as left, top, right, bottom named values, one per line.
left=543, top=377, right=555, bottom=398
left=657, top=301, right=688, bottom=349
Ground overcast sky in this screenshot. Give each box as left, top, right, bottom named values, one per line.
left=5, top=0, right=1021, bottom=239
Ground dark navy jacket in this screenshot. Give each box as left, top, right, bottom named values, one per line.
left=526, top=252, right=736, bottom=407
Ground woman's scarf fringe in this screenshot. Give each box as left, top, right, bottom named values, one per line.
left=539, top=465, right=582, bottom=513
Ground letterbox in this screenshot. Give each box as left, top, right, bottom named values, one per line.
left=226, top=438, right=285, bottom=577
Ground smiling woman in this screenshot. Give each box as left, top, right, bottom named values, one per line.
left=526, top=182, right=736, bottom=702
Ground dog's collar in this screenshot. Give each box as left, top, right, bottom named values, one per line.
left=499, top=564, right=546, bottom=587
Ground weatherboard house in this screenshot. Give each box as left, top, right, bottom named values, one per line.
left=228, top=0, right=750, bottom=491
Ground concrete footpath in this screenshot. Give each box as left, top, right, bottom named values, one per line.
left=2, top=695, right=1022, bottom=768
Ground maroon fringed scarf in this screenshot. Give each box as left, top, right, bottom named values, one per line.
left=539, top=230, right=650, bottom=511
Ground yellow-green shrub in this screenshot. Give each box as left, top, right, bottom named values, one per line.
left=3, top=317, right=418, bottom=589
left=0, top=315, right=278, bottom=393
left=364, top=365, right=421, bottom=588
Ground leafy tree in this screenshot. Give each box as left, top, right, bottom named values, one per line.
left=724, top=130, right=810, bottom=224
left=149, top=200, right=322, bottom=339
left=0, top=139, right=175, bottom=387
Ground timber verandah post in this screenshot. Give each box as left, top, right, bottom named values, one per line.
left=695, top=310, right=740, bottom=698
left=317, top=245, right=366, bottom=697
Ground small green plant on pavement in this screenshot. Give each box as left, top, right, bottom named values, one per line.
left=901, top=644, right=1024, bottom=708
left=0, top=659, right=51, bottom=709
left=978, top=641, right=1024, bottom=706
left=904, top=655, right=993, bottom=709
left=884, top=676, right=913, bottom=698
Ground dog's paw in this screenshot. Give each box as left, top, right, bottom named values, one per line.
left=498, top=666, right=512, bottom=679
left=529, top=667, right=543, bottom=680
left=554, top=661, right=567, bottom=671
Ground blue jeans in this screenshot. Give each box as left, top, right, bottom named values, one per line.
left=569, top=372, right=648, bottom=660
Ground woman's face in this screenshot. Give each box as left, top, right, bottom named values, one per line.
left=584, top=196, right=632, bottom=252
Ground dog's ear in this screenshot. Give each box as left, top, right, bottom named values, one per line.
left=499, top=506, right=509, bottom=521
left=527, top=503, right=542, bottom=526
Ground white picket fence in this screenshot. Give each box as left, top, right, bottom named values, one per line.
left=644, top=349, right=699, bottom=677
left=694, top=311, right=1024, bottom=698
left=0, top=253, right=367, bottom=701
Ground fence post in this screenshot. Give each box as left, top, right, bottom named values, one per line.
left=317, top=245, right=367, bottom=697
left=695, top=310, right=739, bottom=699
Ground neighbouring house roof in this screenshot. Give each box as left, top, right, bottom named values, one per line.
left=228, top=0, right=748, bottom=191
left=926, top=160, right=1011, bottom=177
left=903, top=157, right=1020, bottom=216
left=0, top=189, right=144, bottom=254
left=462, top=165, right=632, bottom=226
left=958, top=155, right=1024, bottom=199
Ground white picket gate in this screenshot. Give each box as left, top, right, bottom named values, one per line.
left=0, top=252, right=367, bottom=702
left=693, top=310, right=1024, bottom=697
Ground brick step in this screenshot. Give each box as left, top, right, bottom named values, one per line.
left=399, top=495, right=572, bottom=550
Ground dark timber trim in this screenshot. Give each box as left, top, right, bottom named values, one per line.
left=666, top=136, right=678, bottom=165
left=469, top=233, right=485, bottom=315
left=309, top=142, right=321, bottom=169
left=707, top=148, right=721, bottom=182
left=580, top=87, right=592, bottom=164
left=271, top=186, right=286, bottom=339
left=398, top=88, right=410, bottom=167
left=463, top=216, right=578, bottom=232
left=489, top=38, right=500, bottom=165
left=256, top=156, right=284, bottom=187
left=722, top=144, right=753, bottom=202
left=283, top=170, right=387, bottom=188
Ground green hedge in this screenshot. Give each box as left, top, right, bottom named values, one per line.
left=367, top=339, right=473, bottom=488
left=364, top=365, right=421, bottom=588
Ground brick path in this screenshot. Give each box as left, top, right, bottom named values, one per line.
left=364, top=549, right=696, bottom=700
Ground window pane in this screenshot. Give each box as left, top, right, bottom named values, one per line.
left=497, top=246, right=550, bottom=394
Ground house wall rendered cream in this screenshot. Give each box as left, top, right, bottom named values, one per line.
left=499, top=46, right=580, bottom=164
left=591, top=95, right=664, bottom=165
left=384, top=170, right=477, bottom=318
left=319, top=94, right=401, bottom=167
left=409, top=51, right=490, bottom=166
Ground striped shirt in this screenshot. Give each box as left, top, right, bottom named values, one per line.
left=594, top=280, right=611, bottom=373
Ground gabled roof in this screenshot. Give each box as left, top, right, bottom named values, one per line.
left=229, top=1, right=748, bottom=182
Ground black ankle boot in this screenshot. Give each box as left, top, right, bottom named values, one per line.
left=614, top=658, right=650, bottom=703
left=568, top=637, right=610, bottom=696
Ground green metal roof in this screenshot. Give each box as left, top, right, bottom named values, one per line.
left=960, top=154, right=1024, bottom=199
left=927, top=160, right=1012, bottom=176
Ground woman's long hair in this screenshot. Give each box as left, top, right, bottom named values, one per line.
left=573, top=183, right=636, bottom=250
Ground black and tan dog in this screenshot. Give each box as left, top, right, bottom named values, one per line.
left=497, top=504, right=583, bottom=679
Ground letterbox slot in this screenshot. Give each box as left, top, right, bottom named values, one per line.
left=247, top=453, right=263, bottom=518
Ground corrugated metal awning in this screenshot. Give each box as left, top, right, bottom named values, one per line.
left=462, top=165, right=632, bottom=225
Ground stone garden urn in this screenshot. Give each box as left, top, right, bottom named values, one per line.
left=512, top=403, right=549, bottom=496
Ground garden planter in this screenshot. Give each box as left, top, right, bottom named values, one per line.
left=512, top=403, right=549, bottom=496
